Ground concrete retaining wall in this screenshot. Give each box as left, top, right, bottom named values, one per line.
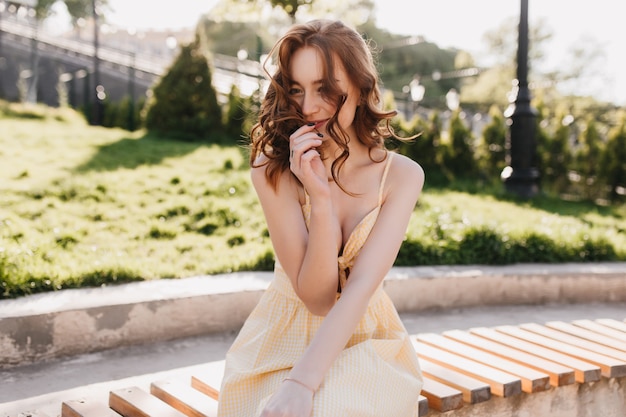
left=428, top=377, right=626, bottom=417
left=1, top=263, right=626, bottom=368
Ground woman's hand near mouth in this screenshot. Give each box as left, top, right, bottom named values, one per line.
left=289, top=122, right=327, bottom=196
left=312, top=119, right=328, bottom=130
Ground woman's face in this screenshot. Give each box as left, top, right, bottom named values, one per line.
left=287, top=46, right=359, bottom=137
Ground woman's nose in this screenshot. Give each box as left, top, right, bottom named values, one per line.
left=301, top=93, right=320, bottom=116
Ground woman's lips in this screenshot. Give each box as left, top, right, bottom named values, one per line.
left=313, top=120, right=328, bottom=129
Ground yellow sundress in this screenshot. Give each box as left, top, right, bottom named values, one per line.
left=217, top=153, right=423, bottom=416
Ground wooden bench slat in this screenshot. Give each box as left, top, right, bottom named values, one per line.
left=596, top=318, right=626, bottom=333
left=419, top=358, right=491, bottom=404
left=62, top=399, right=122, bottom=417
left=551, top=320, right=626, bottom=350
left=418, top=332, right=550, bottom=393
left=527, top=322, right=626, bottom=362
left=150, top=380, right=218, bottom=417
left=190, top=376, right=220, bottom=401
left=421, top=376, right=463, bottom=412
left=573, top=319, right=626, bottom=344
left=413, top=339, right=521, bottom=397
left=498, top=325, right=626, bottom=378
left=417, top=395, right=429, bottom=417
left=109, top=386, right=187, bottom=417
left=470, top=327, right=601, bottom=383
left=443, top=329, right=575, bottom=387
left=189, top=361, right=224, bottom=401
left=53, top=320, right=626, bottom=417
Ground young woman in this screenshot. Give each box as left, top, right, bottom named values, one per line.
left=218, top=19, right=424, bottom=417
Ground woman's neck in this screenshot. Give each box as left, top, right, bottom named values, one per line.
left=322, top=140, right=383, bottom=183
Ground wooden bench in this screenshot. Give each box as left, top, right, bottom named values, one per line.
left=58, top=317, right=626, bottom=417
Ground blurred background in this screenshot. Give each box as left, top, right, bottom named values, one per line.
left=1, top=0, right=624, bottom=111
left=1, top=0, right=626, bottom=299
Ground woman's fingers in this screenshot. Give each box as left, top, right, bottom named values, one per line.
left=290, top=123, right=323, bottom=155
left=289, top=122, right=317, bottom=139
left=291, top=135, right=322, bottom=157
left=289, top=130, right=322, bottom=165
left=290, top=141, right=322, bottom=178
left=289, top=123, right=326, bottom=190
left=300, top=147, right=320, bottom=163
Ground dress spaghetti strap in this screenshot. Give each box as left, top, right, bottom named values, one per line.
left=378, top=152, right=394, bottom=206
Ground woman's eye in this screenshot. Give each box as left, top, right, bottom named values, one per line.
left=288, top=87, right=303, bottom=95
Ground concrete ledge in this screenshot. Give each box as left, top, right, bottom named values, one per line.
left=429, top=377, right=626, bottom=417
left=386, top=262, right=626, bottom=311
left=1, top=263, right=626, bottom=368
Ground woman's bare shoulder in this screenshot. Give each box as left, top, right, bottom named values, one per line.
left=389, top=152, right=424, bottom=187
left=250, top=156, right=270, bottom=191
left=250, top=155, right=299, bottom=198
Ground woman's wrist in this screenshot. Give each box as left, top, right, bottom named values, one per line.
left=283, top=377, right=316, bottom=395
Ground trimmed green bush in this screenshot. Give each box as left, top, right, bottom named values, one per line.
left=396, top=225, right=620, bottom=267
left=442, top=110, right=478, bottom=179
left=600, top=122, right=626, bottom=203
left=144, top=36, right=223, bottom=141
left=477, top=105, right=507, bottom=178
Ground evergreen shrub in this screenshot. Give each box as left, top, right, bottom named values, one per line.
left=144, top=36, right=223, bottom=142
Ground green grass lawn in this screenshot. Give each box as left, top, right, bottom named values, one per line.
left=1, top=103, right=625, bottom=298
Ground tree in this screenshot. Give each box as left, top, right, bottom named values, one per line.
left=144, top=36, right=223, bottom=141
left=442, top=111, right=477, bottom=179
left=394, top=114, right=442, bottom=177
left=541, top=114, right=573, bottom=194
left=20, top=0, right=57, bottom=103
left=377, top=40, right=458, bottom=104
left=223, top=84, right=251, bottom=141
left=258, top=0, right=312, bottom=21
left=478, top=105, right=507, bottom=178
left=63, top=0, right=108, bottom=25
left=575, top=118, right=604, bottom=200
left=30, top=0, right=110, bottom=30
left=542, top=36, right=607, bottom=100
left=599, top=119, right=626, bottom=203
left=196, top=19, right=270, bottom=59
left=482, top=16, right=552, bottom=69
left=19, top=0, right=109, bottom=105
left=474, top=14, right=608, bottom=108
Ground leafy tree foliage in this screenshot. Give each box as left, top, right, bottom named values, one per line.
left=32, top=0, right=109, bottom=23
left=196, top=19, right=270, bottom=60
left=62, top=0, right=107, bottom=24
left=33, top=0, right=57, bottom=20
left=377, top=40, right=458, bottom=104
left=574, top=118, right=603, bottom=200
left=599, top=121, right=626, bottom=203
left=144, top=37, right=223, bottom=141
left=477, top=105, right=507, bottom=177
left=102, top=95, right=145, bottom=131
left=259, top=0, right=312, bottom=20
left=545, top=116, right=574, bottom=193
left=393, top=113, right=445, bottom=183
left=223, top=84, right=252, bottom=141
left=441, top=111, right=478, bottom=179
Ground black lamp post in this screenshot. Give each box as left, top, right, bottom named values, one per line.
left=501, top=0, right=540, bottom=198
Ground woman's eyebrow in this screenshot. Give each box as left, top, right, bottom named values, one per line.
left=289, top=79, right=324, bottom=86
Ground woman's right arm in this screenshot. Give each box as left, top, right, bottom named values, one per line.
left=251, top=163, right=340, bottom=316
